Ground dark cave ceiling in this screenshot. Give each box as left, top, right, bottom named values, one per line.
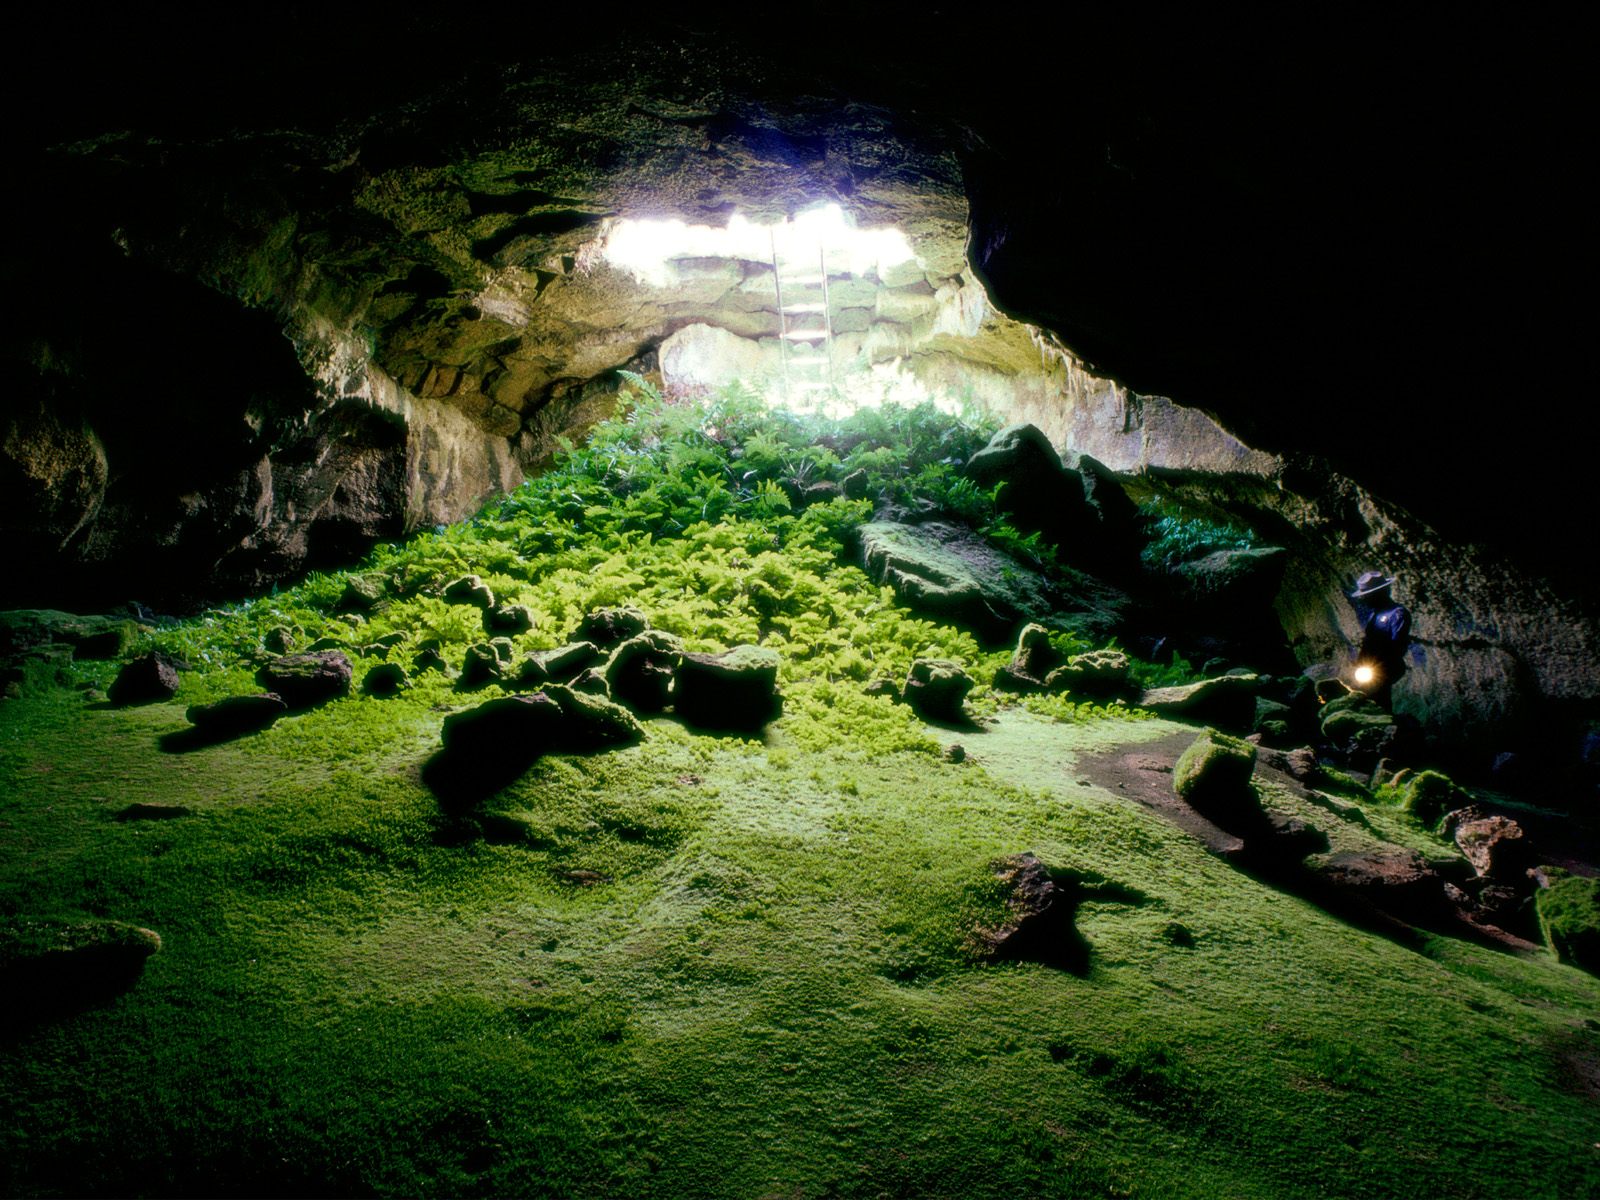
left=6, top=8, right=1591, bottom=587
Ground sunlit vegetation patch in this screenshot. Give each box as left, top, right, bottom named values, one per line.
left=3, top=381, right=1599, bottom=1199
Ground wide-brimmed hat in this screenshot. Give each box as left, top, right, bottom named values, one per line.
left=1350, top=571, right=1394, bottom=600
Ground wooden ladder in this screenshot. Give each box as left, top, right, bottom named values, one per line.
left=769, top=227, right=834, bottom=409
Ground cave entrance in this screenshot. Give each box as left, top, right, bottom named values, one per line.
left=598, top=204, right=957, bottom=417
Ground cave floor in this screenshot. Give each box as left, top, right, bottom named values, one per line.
left=3, top=683, right=1598, bottom=1199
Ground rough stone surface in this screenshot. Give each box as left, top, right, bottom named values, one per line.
left=903, top=658, right=973, bottom=724
left=673, top=645, right=782, bottom=731
left=993, top=623, right=1058, bottom=693
left=860, top=520, right=1122, bottom=643
left=1173, top=728, right=1260, bottom=831
left=1140, top=674, right=1259, bottom=729
left=1386, top=768, right=1471, bottom=828
left=362, top=662, right=409, bottom=697
left=255, top=651, right=353, bottom=710
left=1449, top=812, right=1532, bottom=882
left=1536, top=874, right=1600, bottom=976
left=542, top=684, right=645, bottom=749
left=517, top=642, right=601, bottom=687
left=484, top=603, right=535, bottom=636
left=972, top=853, right=1089, bottom=973
left=578, top=607, right=651, bottom=649
left=459, top=643, right=510, bottom=691
left=108, top=652, right=180, bottom=706
left=444, top=575, right=495, bottom=609
left=604, top=630, right=683, bottom=713
left=1044, top=649, right=1132, bottom=699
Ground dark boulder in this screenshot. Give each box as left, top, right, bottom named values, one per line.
left=799, top=481, right=843, bottom=507
left=427, top=692, right=567, bottom=807
left=1045, top=649, right=1133, bottom=699
left=263, top=626, right=298, bottom=654
left=255, top=650, right=353, bottom=710
left=604, top=630, right=682, bottom=713
left=337, top=574, right=385, bottom=612
left=578, top=605, right=650, bottom=648
left=108, top=651, right=180, bottom=706
left=570, top=667, right=611, bottom=695
left=1444, top=809, right=1533, bottom=883
left=1313, top=849, right=1460, bottom=928
left=993, top=623, right=1059, bottom=693
left=965, top=423, right=1092, bottom=544
left=543, top=684, right=645, bottom=749
left=443, top=574, right=495, bottom=608
left=1173, top=727, right=1262, bottom=833
left=458, top=642, right=511, bottom=691
left=484, top=602, right=535, bottom=635
left=903, top=658, right=973, bottom=725
left=1535, top=873, right=1600, bottom=976
left=362, top=662, right=409, bottom=697
left=413, top=641, right=450, bottom=675
left=1384, top=768, right=1471, bottom=828
left=516, top=641, right=600, bottom=687
left=1140, top=673, right=1259, bottom=730
left=673, top=645, right=782, bottom=731
left=185, top=693, right=287, bottom=737
left=973, top=853, right=1091, bottom=974
left=840, top=468, right=869, bottom=499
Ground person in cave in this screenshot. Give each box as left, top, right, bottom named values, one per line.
left=1347, top=571, right=1412, bottom=710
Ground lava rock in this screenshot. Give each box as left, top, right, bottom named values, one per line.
left=1173, top=727, right=1261, bottom=831
left=459, top=642, right=510, bottom=691
left=255, top=650, right=353, bottom=710
left=1140, top=673, right=1259, bottom=730
left=578, top=605, right=651, bottom=648
left=1314, top=849, right=1459, bottom=927
left=799, top=481, right=843, bottom=506
left=840, top=468, right=869, bottom=499
left=903, top=658, right=974, bottom=724
left=993, top=623, right=1060, bottom=693
left=185, top=693, right=288, bottom=737
left=973, top=853, right=1090, bottom=972
left=107, top=651, right=180, bottom=706
left=484, top=602, right=535, bottom=636
left=965, top=424, right=1091, bottom=544
left=516, top=641, right=601, bottom=687
left=1535, top=873, right=1600, bottom=975
left=426, top=692, right=567, bottom=807
left=1319, top=693, right=1396, bottom=755
left=1252, top=697, right=1294, bottom=744
left=673, top=644, right=783, bottom=731
left=1386, top=768, right=1471, bottom=827
left=1045, top=649, right=1132, bottom=698
left=362, top=662, right=409, bottom=697
left=1449, top=811, right=1532, bottom=882
left=543, top=684, right=645, bottom=749
left=569, top=667, right=611, bottom=695
left=263, top=626, right=299, bottom=654
left=413, top=645, right=450, bottom=675
left=337, top=574, right=385, bottom=611
left=604, top=630, right=682, bottom=713
left=443, top=574, right=495, bottom=608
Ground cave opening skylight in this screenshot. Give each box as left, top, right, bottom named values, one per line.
left=597, top=205, right=951, bottom=418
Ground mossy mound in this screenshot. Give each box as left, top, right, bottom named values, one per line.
left=1536, top=873, right=1600, bottom=975
left=1383, top=768, right=1472, bottom=828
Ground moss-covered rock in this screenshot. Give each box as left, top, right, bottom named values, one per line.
left=443, top=575, right=495, bottom=609
left=673, top=645, right=782, bottom=731
left=1320, top=693, right=1395, bottom=753
left=484, top=602, right=535, bottom=635
left=903, top=658, right=973, bottom=724
left=542, top=684, right=645, bottom=749
left=1173, top=728, right=1260, bottom=829
left=1535, top=874, right=1600, bottom=975
left=1044, top=649, right=1132, bottom=698
left=578, top=606, right=650, bottom=648
left=255, top=650, right=353, bottom=710
left=1140, top=674, right=1259, bottom=730
left=108, top=651, right=180, bottom=706
left=605, top=630, right=682, bottom=712
left=0, top=918, right=162, bottom=1014
left=186, top=693, right=288, bottom=737
left=516, top=641, right=601, bottom=687
left=1384, top=768, right=1471, bottom=827
left=361, top=662, right=409, bottom=697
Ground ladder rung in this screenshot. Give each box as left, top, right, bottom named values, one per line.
left=785, top=302, right=826, bottom=313
left=782, top=273, right=825, bottom=284
left=782, top=330, right=828, bottom=340
left=789, top=355, right=828, bottom=366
